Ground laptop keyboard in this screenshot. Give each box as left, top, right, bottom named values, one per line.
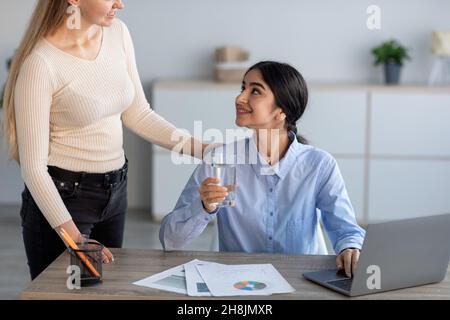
left=327, top=278, right=353, bottom=292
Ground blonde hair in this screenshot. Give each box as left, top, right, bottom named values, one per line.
left=1, top=0, right=69, bottom=163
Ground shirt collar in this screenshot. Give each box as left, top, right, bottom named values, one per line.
left=247, top=131, right=301, bottom=180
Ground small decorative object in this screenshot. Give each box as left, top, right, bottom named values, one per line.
left=214, top=46, right=250, bottom=83
left=428, top=31, right=450, bottom=85
left=371, top=39, right=410, bottom=85
left=0, top=56, right=13, bottom=109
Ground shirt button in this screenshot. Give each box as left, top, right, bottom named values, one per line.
left=269, top=188, right=273, bottom=192
left=269, top=236, right=272, bottom=240
left=270, top=212, right=273, bottom=216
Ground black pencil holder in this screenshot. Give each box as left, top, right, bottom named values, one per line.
left=68, top=241, right=103, bottom=286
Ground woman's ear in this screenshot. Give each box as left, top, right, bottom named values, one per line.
left=276, top=112, right=286, bottom=121
left=67, top=0, right=80, bottom=7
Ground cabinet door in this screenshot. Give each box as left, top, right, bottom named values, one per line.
left=368, top=160, right=450, bottom=222
left=152, top=88, right=249, bottom=152
left=371, top=93, right=450, bottom=157
left=152, top=152, right=199, bottom=220
left=299, top=91, right=367, bottom=155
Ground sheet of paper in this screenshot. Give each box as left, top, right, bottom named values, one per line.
left=196, top=263, right=296, bottom=296
left=184, top=260, right=224, bottom=297
left=132, top=259, right=201, bottom=294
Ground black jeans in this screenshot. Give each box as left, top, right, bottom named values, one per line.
left=20, top=159, right=128, bottom=280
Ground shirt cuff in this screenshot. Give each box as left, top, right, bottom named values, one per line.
left=190, top=198, right=218, bottom=223
left=335, top=242, right=363, bottom=255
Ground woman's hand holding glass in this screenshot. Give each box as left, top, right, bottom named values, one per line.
left=198, top=177, right=229, bottom=213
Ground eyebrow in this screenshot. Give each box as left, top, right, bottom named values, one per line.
left=242, top=81, right=266, bottom=90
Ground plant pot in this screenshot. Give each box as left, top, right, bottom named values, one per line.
left=384, top=61, right=402, bottom=84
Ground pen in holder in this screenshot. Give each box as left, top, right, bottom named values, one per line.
left=68, top=240, right=103, bottom=286
left=60, top=229, right=103, bottom=286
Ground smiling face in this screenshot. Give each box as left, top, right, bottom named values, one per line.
left=71, top=0, right=125, bottom=27
left=235, top=69, right=286, bottom=130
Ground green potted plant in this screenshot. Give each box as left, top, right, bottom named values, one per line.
left=0, top=56, right=13, bottom=109
left=372, top=39, right=411, bottom=84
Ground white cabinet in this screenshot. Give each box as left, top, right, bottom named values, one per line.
left=371, top=93, right=450, bottom=156
left=151, top=81, right=450, bottom=224
left=368, top=91, right=450, bottom=222
left=153, top=89, right=237, bottom=129
left=369, top=160, right=450, bottom=222
left=152, top=153, right=198, bottom=216
left=301, top=92, right=367, bottom=155
left=152, top=86, right=248, bottom=154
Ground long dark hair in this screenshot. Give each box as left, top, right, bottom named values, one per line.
left=245, top=61, right=308, bottom=144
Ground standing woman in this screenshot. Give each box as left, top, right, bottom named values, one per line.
left=2, top=0, right=201, bottom=280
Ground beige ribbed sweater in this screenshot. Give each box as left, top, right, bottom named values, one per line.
left=14, top=19, right=190, bottom=228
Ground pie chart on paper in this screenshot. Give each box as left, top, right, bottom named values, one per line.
left=233, top=280, right=267, bottom=291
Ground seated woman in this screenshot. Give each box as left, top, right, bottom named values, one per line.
left=159, top=61, right=365, bottom=277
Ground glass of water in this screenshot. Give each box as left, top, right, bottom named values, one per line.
left=208, top=149, right=237, bottom=207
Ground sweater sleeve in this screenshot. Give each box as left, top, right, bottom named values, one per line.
left=118, top=20, right=191, bottom=152
left=14, top=53, right=73, bottom=228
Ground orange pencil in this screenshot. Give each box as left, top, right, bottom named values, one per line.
left=60, top=228, right=101, bottom=278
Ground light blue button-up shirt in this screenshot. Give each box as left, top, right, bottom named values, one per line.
left=160, top=133, right=365, bottom=255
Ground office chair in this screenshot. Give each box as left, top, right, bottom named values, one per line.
left=316, top=216, right=331, bottom=255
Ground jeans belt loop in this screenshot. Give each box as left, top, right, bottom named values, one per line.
left=104, top=174, right=110, bottom=186
left=77, top=172, right=85, bottom=186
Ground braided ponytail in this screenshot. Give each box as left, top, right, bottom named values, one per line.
left=287, top=123, right=308, bottom=145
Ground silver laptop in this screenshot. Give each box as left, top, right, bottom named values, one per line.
left=303, top=213, right=450, bottom=297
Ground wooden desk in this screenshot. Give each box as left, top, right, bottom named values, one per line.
left=21, top=249, right=450, bottom=300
